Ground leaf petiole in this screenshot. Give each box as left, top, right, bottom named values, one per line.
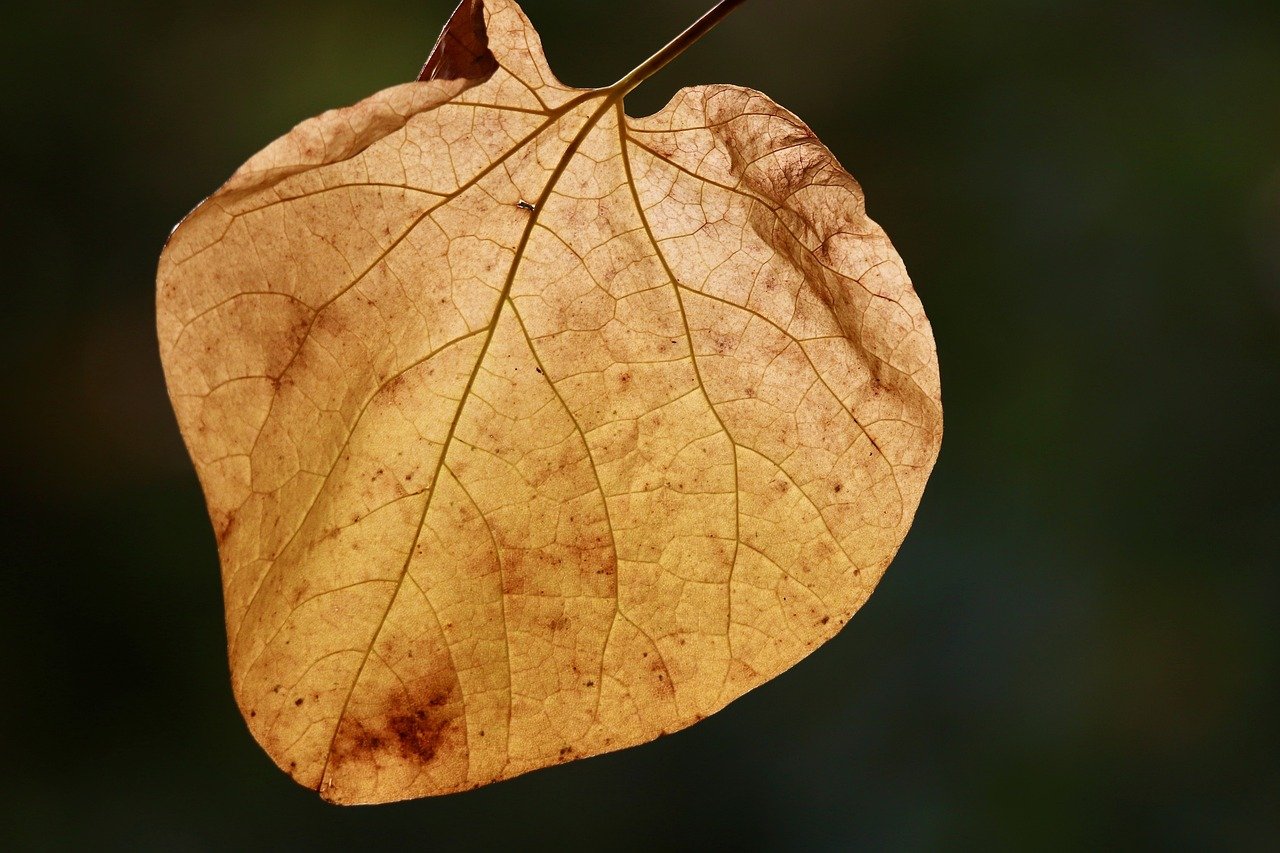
left=610, top=0, right=748, bottom=97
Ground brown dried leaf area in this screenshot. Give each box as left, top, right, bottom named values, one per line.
left=157, top=0, right=941, bottom=804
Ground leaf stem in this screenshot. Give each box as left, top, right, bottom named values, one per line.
left=610, top=0, right=748, bottom=97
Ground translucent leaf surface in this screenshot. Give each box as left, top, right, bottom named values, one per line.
left=157, top=0, right=942, bottom=804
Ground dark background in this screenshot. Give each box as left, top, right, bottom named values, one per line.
left=4, top=0, right=1277, bottom=848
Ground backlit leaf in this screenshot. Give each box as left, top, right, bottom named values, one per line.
left=157, top=0, right=942, bottom=804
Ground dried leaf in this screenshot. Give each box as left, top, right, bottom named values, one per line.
left=157, top=0, right=942, bottom=804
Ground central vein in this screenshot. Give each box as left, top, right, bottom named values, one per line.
left=321, top=90, right=622, bottom=780
left=318, top=0, right=751, bottom=787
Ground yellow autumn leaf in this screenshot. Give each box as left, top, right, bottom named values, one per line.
left=157, top=0, right=942, bottom=804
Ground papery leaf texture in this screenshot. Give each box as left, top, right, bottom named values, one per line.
left=157, top=0, right=942, bottom=804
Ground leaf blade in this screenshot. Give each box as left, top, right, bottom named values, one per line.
left=157, top=0, right=941, bottom=804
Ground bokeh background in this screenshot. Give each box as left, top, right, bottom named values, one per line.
left=4, top=0, right=1277, bottom=848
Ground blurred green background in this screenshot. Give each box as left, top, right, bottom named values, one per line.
left=3, top=0, right=1277, bottom=848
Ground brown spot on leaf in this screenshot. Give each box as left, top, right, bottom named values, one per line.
left=330, top=683, right=463, bottom=773
left=387, top=712, right=448, bottom=763
left=215, top=511, right=237, bottom=545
